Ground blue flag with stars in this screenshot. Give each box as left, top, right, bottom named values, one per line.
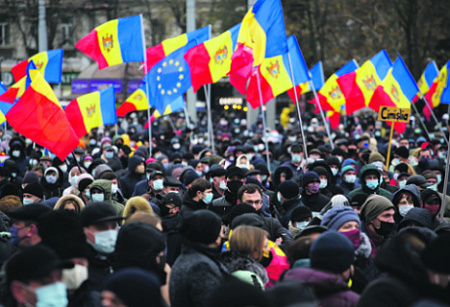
left=145, top=37, right=209, bottom=114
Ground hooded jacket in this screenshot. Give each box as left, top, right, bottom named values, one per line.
left=119, top=156, right=146, bottom=199
left=54, top=194, right=85, bottom=213
left=348, top=164, right=392, bottom=200
left=390, top=184, right=421, bottom=223
left=90, top=179, right=124, bottom=217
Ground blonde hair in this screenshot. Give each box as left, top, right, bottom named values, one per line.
left=229, top=225, right=268, bottom=261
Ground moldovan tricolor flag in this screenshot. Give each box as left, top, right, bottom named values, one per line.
left=117, top=83, right=148, bottom=117
left=310, top=60, right=359, bottom=113
left=285, top=37, right=311, bottom=103
left=184, top=24, right=240, bottom=93
left=65, top=86, right=117, bottom=138
left=5, top=71, right=79, bottom=160
left=144, top=96, right=185, bottom=128
left=337, top=50, right=392, bottom=114
left=229, top=0, right=288, bottom=94
left=145, top=26, right=210, bottom=73
left=0, top=82, right=7, bottom=124
left=76, top=15, right=145, bottom=70
left=11, top=49, right=63, bottom=83
left=425, top=61, right=450, bottom=117
left=369, top=56, right=418, bottom=133
left=418, top=61, right=439, bottom=96
left=246, top=36, right=307, bottom=108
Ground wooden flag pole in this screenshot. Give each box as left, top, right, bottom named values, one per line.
left=255, top=71, right=272, bottom=173
left=419, top=90, right=449, bottom=146
left=385, top=123, right=395, bottom=170
left=287, top=53, right=309, bottom=160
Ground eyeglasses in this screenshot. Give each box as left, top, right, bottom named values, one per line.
left=244, top=200, right=262, bottom=205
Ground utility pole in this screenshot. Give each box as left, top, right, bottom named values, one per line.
left=38, top=0, right=48, bottom=52
left=186, top=0, right=197, bottom=124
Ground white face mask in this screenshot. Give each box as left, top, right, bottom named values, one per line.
left=393, top=173, right=399, bottom=180
left=398, top=180, right=407, bottom=189
left=12, top=150, right=21, bottom=158
left=89, top=229, right=118, bottom=254
left=59, top=165, right=68, bottom=173
left=23, top=198, right=34, bottom=205
left=84, top=162, right=92, bottom=169
left=62, top=264, right=89, bottom=290
left=153, top=179, right=164, bottom=191
left=344, top=175, right=356, bottom=184
left=71, top=175, right=78, bottom=185
left=173, top=143, right=181, bottom=150
left=91, top=193, right=104, bottom=202
left=46, top=175, right=57, bottom=184
left=219, top=180, right=227, bottom=190
left=331, top=168, right=339, bottom=176
left=319, top=179, right=328, bottom=189
left=111, top=184, right=118, bottom=194
left=399, top=205, right=414, bottom=217
left=296, top=221, right=309, bottom=230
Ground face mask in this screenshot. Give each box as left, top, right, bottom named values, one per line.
left=366, top=179, right=379, bottom=190
left=229, top=157, right=235, bottom=162
left=319, top=180, right=328, bottom=189
left=90, top=229, right=118, bottom=254
left=195, top=170, right=203, bottom=177
left=295, top=221, right=309, bottom=230
left=76, top=156, right=81, bottom=162
left=46, top=175, right=57, bottom=184
left=23, top=198, right=34, bottom=206
left=84, top=162, right=92, bottom=169
left=288, top=136, right=297, bottom=142
left=219, top=181, right=227, bottom=190
left=392, top=158, right=400, bottom=166
left=399, top=180, right=407, bottom=189
left=292, top=154, right=302, bottom=163
left=91, top=193, right=104, bottom=202
left=11, top=150, right=20, bottom=158
left=344, top=175, right=356, bottom=184
left=9, top=226, right=25, bottom=245
left=105, top=152, right=114, bottom=159
left=90, top=139, right=97, bottom=145
left=85, top=190, right=91, bottom=199
left=308, top=183, right=320, bottom=194
left=331, top=168, right=339, bottom=176
left=153, top=179, right=164, bottom=191
left=374, top=220, right=395, bottom=236
left=261, top=175, right=268, bottom=181
left=337, top=156, right=343, bottom=163
left=71, top=175, right=78, bottom=185
left=173, top=143, right=181, bottom=150
left=203, top=192, right=213, bottom=205
left=181, top=161, right=188, bottom=166
left=427, top=184, right=438, bottom=191
left=111, top=184, right=118, bottom=194
left=393, top=173, right=399, bottom=180
left=62, top=264, right=88, bottom=290
left=29, top=159, right=38, bottom=166
left=437, top=174, right=442, bottom=184
left=425, top=204, right=440, bottom=216
left=35, top=282, right=68, bottom=307
left=238, top=164, right=248, bottom=169
left=11, top=172, right=17, bottom=178
left=438, top=152, right=446, bottom=160
left=227, top=180, right=243, bottom=194
left=59, top=165, right=68, bottom=173
left=163, top=163, right=170, bottom=169
left=203, top=166, right=210, bottom=174
left=246, top=154, right=254, bottom=161
left=277, top=192, right=282, bottom=203
left=341, top=228, right=360, bottom=248
left=399, top=205, right=414, bottom=217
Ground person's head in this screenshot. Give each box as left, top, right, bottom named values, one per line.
left=68, top=167, right=86, bottom=186
left=81, top=202, right=123, bottom=254
left=359, top=164, right=381, bottom=190
left=162, top=176, right=182, bottom=194
left=360, top=195, right=395, bottom=236
left=158, top=193, right=182, bottom=218
left=302, top=172, right=320, bottom=195
left=54, top=195, right=85, bottom=214
left=22, top=182, right=43, bottom=205
left=148, top=170, right=165, bottom=191
left=77, top=174, right=94, bottom=200
left=290, top=206, right=312, bottom=231
left=309, top=231, right=355, bottom=280
left=90, top=184, right=106, bottom=203
left=188, top=178, right=213, bottom=204
left=100, top=171, right=119, bottom=194
left=6, top=245, right=72, bottom=307
left=321, top=206, right=361, bottom=248
left=397, top=208, right=432, bottom=230
left=422, top=233, right=450, bottom=288
left=208, top=165, right=227, bottom=190
left=290, top=143, right=303, bottom=164
left=229, top=225, right=268, bottom=261
left=406, top=175, right=432, bottom=191
left=238, top=184, right=263, bottom=211
left=44, top=167, right=59, bottom=185
left=179, top=210, right=222, bottom=247
left=391, top=185, right=421, bottom=218
left=277, top=179, right=300, bottom=204
left=225, top=166, right=245, bottom=193
left=421, top=189, right=441, bottom=218
left=122, top=197, right=153, bottom=222
left=341, top=165, right=357, bottom=184
left=418, top=149, right=432, bottom=160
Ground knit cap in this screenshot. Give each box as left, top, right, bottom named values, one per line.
left=310, top=231, right=355, bottom=274
left=368, top=152, right=385, bottom=164
left=302, top=172, right=320, bottom=188
left=397, top=208, right=432, bottom=230
left=22, top=182, right=44, bottom=199
left=340, top=165, right=355, bottom=176
left=360, top=194, right=395, bottom=222
left=278, top=180, right=299, bottom=199
left=290, top=206, right=312, bottom=223
left=179, top=210, right=222, bottom=245
left=321, top=206, right=360, bottom=231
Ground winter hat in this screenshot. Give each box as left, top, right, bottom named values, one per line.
left=278, top=180, right=299, bottom=199
left=422, top=233, right=450, bottom=274
left=312, top=166, right=328, bottom=179
left=22, top=171, right=40, bottom=185
left=44, top=167, right=59, bottom=177
left=302, top=172, right=320, bottom=188
left=103, top=268, right=163, bottom=307
left=290, top=206, right=312, bottom=224
left=123, top=197, right=154, bottom=222
left=368, top=152, right=385, bottom=164
left=208, top=165, right=226, bottom=178
left=229, top=204, right=257, bottom=226
left=406, top=175, right=431, bottom=189
left=183, top=170, right=200, bottom=186
left=360, top=194, right=395, bottom=222
left=245, top=176, right=263, bottom=189
left=188, top=159, right=201, bottom=169
left=77, top=173, right=94, bottom=192
left=81, top=202, right=124, bottom=227
left=226, top=166, right=246, bottom=179
left=179, top=210, right=222, bottom=245
left=398, top=208, right=433, bottom=230
left=340, top=165, right=356, bottom=176
left=94, top=164, right=113, bottom=179
left=8, top=204, right=51, bottom=222
left=171, top=166, right=184, bottom=179
left=326, top=156, right=341, bottom=168
left=22, top=182, right=44, bottom=199
left=309, top=231, right=355, bottom=274
left=395, top=146, right=409, bottom=159
left=321, top=206, right=360, bottom=231
left=230, top=213, right=265, bottom=230
left=422, top=171, right=437, bottom=181
left=394, top=163, right=409, bottom=173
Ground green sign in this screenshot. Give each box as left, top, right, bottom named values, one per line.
left=61, top=72, right=80, bottom=86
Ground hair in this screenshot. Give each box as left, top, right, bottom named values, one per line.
left=237, top=183, right=263, bottom=202
left=284, top=237, right=314, bottom=267
left=229, top=225, right=268, bottom=261
left=188, top=178, right=212, bottom=198
left=100, top=171, right=118, bottom=180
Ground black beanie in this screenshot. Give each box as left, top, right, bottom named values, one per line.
left=312, top=166, right=328, bottom=178
left=229, top=204, right=257, bottom=225
left=302, top=172, right=320, bottom=188
left=23, top=182, right=44, bottom=199
left=395, top=146, right=409, bottom=159
left=290, top=206, right=312, bottom=224
left=179, top=210, right=222, bottom=245
left=278, top=180, right=299, bottom=199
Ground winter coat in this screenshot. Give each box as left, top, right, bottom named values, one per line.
left=301, top=191, right=330, bottom=213
left=221, top=251, right=269, bottom=286
left=89, top=179, right=124, bottom=217
left=54, top=194, right=85, bottom=213
left=348, top=164, right=392, bottom=200
left=390, top=184, right=422, bottom=223
left=279, top=196, right=303, bottom=229
left=132, top=179, right=149, bottom=197
left=353, top=232, right=379, bottom=282
left=210, top=190, right=238, bottom=224
left=339, top=180, right=361, bottom=197
left=180, top=191, right=209, bottom=215
left=119, top=156, right=146, bottom=199
left=283, top=268, right=359, bottom=307
left=169, top=241, right=229, bottom=307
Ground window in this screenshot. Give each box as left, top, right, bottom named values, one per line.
left=61, top=23, right=73, bottom=45
left=0, top=23, right=10, bottom=46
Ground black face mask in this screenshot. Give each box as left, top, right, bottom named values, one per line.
left=227, top=180, right=243, bottom=194
left=374, top=220, right=395, bottom=236
left=361, top=153, right=370, bottom=162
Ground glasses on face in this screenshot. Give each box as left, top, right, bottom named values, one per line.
left=244, top=199, right=262, bottom=206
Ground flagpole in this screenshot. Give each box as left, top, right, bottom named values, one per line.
left=287, top=53, right=309, bottom=159
left=409, top=99, right=431, bottom=138
left=310, top=81, right=334, bottom=149
left=140, top=14, right=153, bottom=156
left=184, top=106, right=194, bottom=145
left=439, top=105, right=450, bottom=222
left=255, top=71, right=272, bottom=173
left=203, top=85, right=215, bottom=152
left=419, top=91, right=449, bottom=146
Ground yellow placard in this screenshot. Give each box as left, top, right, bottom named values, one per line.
left=377, top=106, right=411, bottom=123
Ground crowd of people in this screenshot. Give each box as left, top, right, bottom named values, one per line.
left=0, top=110, right=449, bottom=307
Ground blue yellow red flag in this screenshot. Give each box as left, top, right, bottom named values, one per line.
left=11, top=49, right=63, bottom=83
left=417, top=61, right=439, bottom=95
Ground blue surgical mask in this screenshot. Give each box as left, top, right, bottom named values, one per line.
left=23, top=198, right=34, bottom=206
left=153, top=179, right=164, bottom=191
left=296, top=221, right=309, bottom=230
left=437, top=174, right=442, bottom=184
left=90, top=229, right=118, bottom=254
left=292, top=154, right=302, bottom=163
left=85, top=190, right=91, bottom=199
left=261, top=175, right=268, bottom=181
left=105, top=152, right=114, bottom=159
left=46, top=175, right=57, bottom=184
left=91, top=193, right=104, bottom=202
left=319, top=180, right=328, bottom=189
left=35, top=282, right=68, bottom=307
left=9, top=226, right=25, bottom=245
left=366, top=179, right=379, bottom=190
left=428, top=184, right=438, bottom=191
left=203, top=192, right=213, bottom=204
left=398, top=180, right=407, bottom=189
left=277, top=192, right=282, bottom=203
